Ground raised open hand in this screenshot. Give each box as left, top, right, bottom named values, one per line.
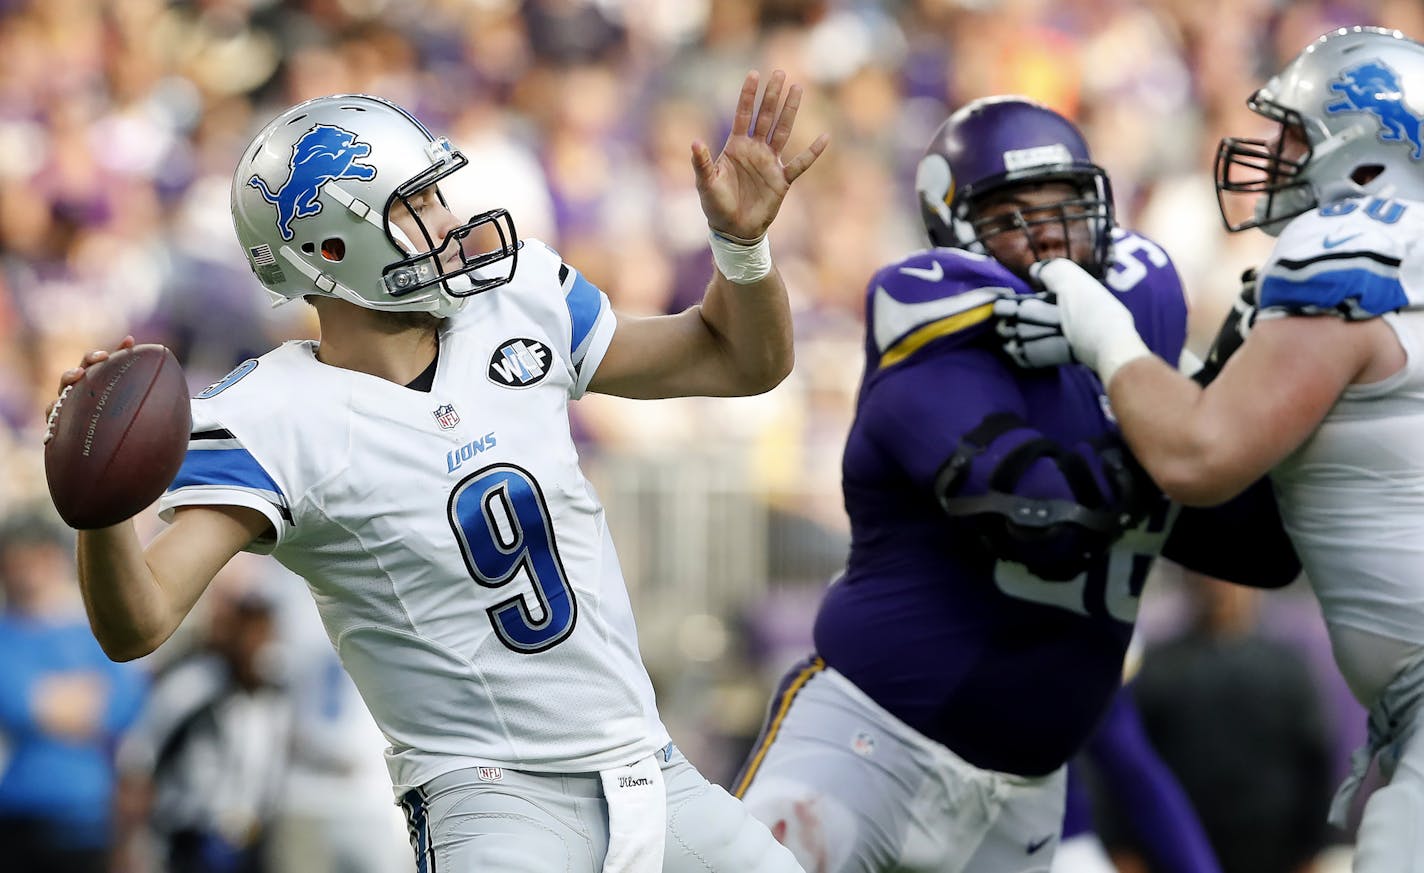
left=692, top=70, right=829, bottom=242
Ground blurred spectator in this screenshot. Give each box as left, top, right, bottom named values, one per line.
left=0, top=512, right=147, bottom=873
left=1119, top=574, right=1336, bottom=873
left=114, top=579, right=291, bottom=873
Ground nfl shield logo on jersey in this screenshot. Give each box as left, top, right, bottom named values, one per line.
left=433, top=403, right=460, bottom=430
left=488, top=338, right=552, bottom=388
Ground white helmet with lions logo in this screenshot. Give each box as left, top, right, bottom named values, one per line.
left=1217, top=27, right=1424, bottom=233
left=232, top=94, right=519, bottom=317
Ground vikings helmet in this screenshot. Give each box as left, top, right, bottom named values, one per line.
left=1217, top=27, right=1424, bottom=234
left=915, top=96, right=1115, bottom=279
left=232, top=94, right=518, bottom=317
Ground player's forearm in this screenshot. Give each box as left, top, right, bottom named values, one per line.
left=697, top=267, right=795, bottom=395
left=1107, top=357, right=1245, bottom=506
left=77, top=524, right=181, bottom=661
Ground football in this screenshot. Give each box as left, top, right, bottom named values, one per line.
left=44, top=345, right=192, bottom=529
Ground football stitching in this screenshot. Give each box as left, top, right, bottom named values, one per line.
left=43, top=383, right=73, bottom=445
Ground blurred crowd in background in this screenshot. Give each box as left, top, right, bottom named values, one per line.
left=4, top=0, right=1423, bottom=871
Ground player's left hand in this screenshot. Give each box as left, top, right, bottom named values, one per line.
left=1030, top=259, right=1152, bottom=385
left=993, top=292, right=1073, bottom=368
left=693, top=70, right=829, bottom=242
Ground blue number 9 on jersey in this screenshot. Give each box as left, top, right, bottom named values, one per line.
left=448, top=464, right=578, bottom=653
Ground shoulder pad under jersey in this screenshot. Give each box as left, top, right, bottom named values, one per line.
left=1258, top=197, right=1424, bottom=319
left=867, top=248, right=1028, bottom=367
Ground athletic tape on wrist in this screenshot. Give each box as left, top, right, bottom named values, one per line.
left=708, top=230, right=773, bottom=284
left=1097, top=334, right=1153, bottom=387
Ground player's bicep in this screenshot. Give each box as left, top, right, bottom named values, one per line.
left=1188, top=315, right=1374, bottom=492
left=144, top=505, right=273, bottom=616
left=588, top=308, right=727, bottom=399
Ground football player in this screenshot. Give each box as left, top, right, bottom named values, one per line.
left=1029, top=25, right=1424, bottom=873
left=733, top=97, right=1280, bottom=872
left=48, top=71, right=825, bottom=873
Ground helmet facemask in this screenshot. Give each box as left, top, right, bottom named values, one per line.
left=380, top=138, right=519, bottom=302
left=959, top=172, right=1115, bottom=281
left=1215, top=95, right=1316, bottom=233
left=915, top=97, right=1116, bottom=282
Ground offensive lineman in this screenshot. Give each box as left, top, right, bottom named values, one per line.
left=1033, top=26, right=1424, bottom=873
left=48, top=72, right=824, bottom=873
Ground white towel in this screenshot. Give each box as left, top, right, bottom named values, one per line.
left=599, top=752, right=667, bottom=873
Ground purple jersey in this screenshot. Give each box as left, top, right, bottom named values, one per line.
left=814, top=231, right=1187, bottom=777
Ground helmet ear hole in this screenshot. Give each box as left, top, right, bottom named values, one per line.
left=1352, top=164, right=1385, bottom=186
left=321, top=238, right=346, bottom=262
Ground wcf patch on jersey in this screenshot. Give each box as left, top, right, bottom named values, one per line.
left=488, top=338, right=552, bottom=388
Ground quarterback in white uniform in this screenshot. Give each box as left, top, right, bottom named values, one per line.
left=1021, top=26, right=1424, bottom=873
left=51, top=72, right=826, bottom=873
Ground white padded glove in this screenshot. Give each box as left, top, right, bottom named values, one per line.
left=1029, top=259, right=1152, bottom=386
left=993, top=292, right=1073, bottom=368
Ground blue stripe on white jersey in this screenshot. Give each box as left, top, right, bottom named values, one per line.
left=169, top=444, right=290, bottom=520
left=1259, top=265, right=1408, bottom=316
left=564, top=267, right=604, bottom=364
left=1259, top=241, right=1408, bottom=317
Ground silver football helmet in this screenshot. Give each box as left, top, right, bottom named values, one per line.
left=1217, top=27, right=1424, bottom=234
left=232, top=94, right=518, bottom=317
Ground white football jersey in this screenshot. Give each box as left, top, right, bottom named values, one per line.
left=1260, top=198, right=1424, bottom=701
left=159, top=240, right=669, bottom=793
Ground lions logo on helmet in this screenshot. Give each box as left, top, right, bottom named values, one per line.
left=248, top=124, right=378, bottom=241
left=1325, top=61, right=1424, bottom=160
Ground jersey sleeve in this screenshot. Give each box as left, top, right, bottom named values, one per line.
left=516, top=239, right=617, bottom=399
left=865, top=248, right=1022, bottom=371
left=861, top=346, right=1117, bottom=510
left=156, top=371, right=292, bottom=554
left=558, top=260, right=617, bottom=398
left=1257, top=199, right=1422, bottom=318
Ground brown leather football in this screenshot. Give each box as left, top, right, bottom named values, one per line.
left=44, top=345, right=192, bottom=529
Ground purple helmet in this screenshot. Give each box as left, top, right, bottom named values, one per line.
left=915, top=97, right=1115, bottom=278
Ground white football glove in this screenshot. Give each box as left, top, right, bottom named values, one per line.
left=1029, top=259, right=1151, bottom=386
left=993, top=293, right=1074, bottom=368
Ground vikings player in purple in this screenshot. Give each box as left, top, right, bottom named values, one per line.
left=734, top=98, right=1293, bottom=873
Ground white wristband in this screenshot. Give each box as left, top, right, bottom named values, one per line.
left=1095, top=331, right=1153, bottom=388
left=709, top=230, right=773, bottom=284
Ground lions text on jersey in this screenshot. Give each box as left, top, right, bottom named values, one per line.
left=159, top=240, right=670, bottom=794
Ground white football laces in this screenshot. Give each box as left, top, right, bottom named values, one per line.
left=43, top=384, right=73, bottom=446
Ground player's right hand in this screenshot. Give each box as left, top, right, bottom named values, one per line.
left=1030, top=259, right=1151, bottom=386
left=43, top=336, right=136, bottom=443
